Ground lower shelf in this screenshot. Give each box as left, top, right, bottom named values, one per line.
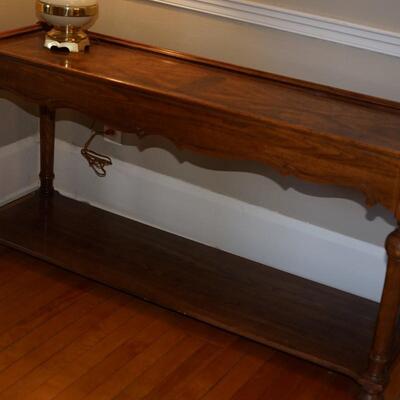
left=0, top=191, right=379, bottom=381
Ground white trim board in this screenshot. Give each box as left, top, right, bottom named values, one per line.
left=0, top=136, right=39, bottom=206
left=150, top=0, right=400, bottom=58
left=54, top=138, right=386, bottom=302
left=0, top=136, right=388, bottom=301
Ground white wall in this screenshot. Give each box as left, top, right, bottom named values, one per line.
left=0, top=1, right=37, bottom=147
left=0, top=0, right=36, bottom=31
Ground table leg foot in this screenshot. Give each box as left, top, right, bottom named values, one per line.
left=358, top=390, right=383, bottom=400
left=361, top=227, right=400, bottom=400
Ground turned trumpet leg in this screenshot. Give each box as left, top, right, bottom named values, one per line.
left=359, top=227, right=400, bottom=399
left=39, top=105, right=55, bottom=197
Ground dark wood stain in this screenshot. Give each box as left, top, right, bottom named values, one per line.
left=1, top=25, right=400, bottom=399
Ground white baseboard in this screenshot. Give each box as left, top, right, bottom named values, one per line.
left=149, top=0, right=400, bottom=58
left=54, top=138, right=386, bottom=302
left=0, top=136, right=39, bottom=206
left=0, top=136, right=387, bottom=301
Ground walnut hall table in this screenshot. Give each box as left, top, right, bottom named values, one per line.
left=1, top=24, right=400, bottom=400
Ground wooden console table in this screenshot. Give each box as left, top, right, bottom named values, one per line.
left=1, top=24, right=400, bottom=399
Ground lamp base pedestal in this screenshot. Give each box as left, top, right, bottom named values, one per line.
left=44, top=27, right=90, bottom=52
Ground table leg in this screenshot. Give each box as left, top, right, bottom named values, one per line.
left=360, top=227, right=400, bottom=399
left=39, top=106, right=55, bottom=197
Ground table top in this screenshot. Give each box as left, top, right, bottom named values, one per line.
left=1, top=24, right=400, bottom=217
left=1, top=25, right=400, bottom=157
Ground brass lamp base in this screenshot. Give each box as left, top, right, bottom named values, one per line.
left=36, top=0, right=98, bottom=53
left=45, top=27, right=90, bottom=52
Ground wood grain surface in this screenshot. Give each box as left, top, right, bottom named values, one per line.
left=0, top=246, right=363, bottom=400
left=0, top=27, right=399, bottom=215
left=1, top=25, right=400, bottom=399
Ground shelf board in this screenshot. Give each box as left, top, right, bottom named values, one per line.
left=0, top=191, right=379, bottom=381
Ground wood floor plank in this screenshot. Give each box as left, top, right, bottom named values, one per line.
left=174, top=317, right=236, bottom=347
left=28, top=303, right=168, bottom=400
left=141, top=341, right=226, bottom=400
left=114, top=336, right=208, bottom=400
left=200, top=350, right=269, bottom=400
left=0, top=251, right=37, bottom=288
left=0, top=292, right=134, bottom=400
left=0, top=283, right=104, bottom=374
left=230, top=353, right=295, bottom=400
left=0, top=285, right=114, bottom=392
left=0, top=261, right=55, bottom=307
left=0, top=265, right=26, bottom=290
left=284, top=365, right=337, bottom=400
left=155, top=338, right=244, bottom=400
left=0, top=272, right=94, bottom=347
left=256, top=356, right=314, bottom=400
left=82, top=328, right=188, bottom=400
left=0, top=278, right=93, bottom=350
left=314, top=372, right=358, bottom=400
left=0, top=261, right=85, bottom=331
left=52, top=316, right=177, bottom=400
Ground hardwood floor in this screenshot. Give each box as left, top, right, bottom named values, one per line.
left=0, top=246, right=395, bottom=400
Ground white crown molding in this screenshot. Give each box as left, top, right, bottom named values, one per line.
left=150, top=0, right=400, bottom=57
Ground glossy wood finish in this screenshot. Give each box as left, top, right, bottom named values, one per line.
left=1, top=25, right=400, bottom=399
left=0, top=27, right=400, bottom=213
left=361, top=229, right=400, bottom=399
left=39, top=105, right=55, bottom=196
left=0, top=247, right=361, bottom=400
left=0, top=192, right=382, bottom=380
